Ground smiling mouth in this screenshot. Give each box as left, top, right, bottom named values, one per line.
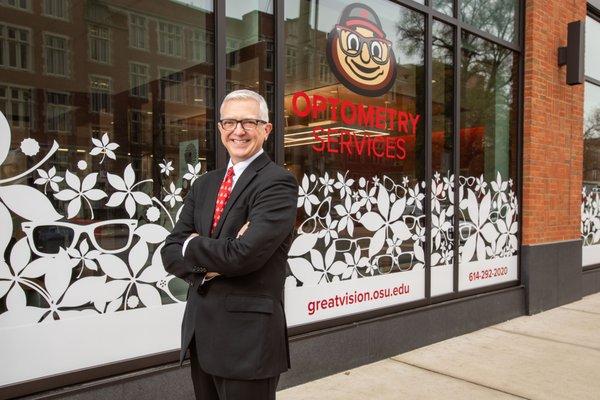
left=231, top=139, right=250, bottom=144
left=346, top=57, right=384, bottom=81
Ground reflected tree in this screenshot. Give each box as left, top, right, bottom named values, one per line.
left=585, top=108, right=600, bottom=140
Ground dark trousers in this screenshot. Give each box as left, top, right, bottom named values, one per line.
left=189, top=337, right=280, bottom=400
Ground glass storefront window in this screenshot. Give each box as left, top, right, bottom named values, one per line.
left=284, top=0, right=426, bottom=327
left=585, top=16, right=600, bottom=82
left=584, top=84, right=600, bottom=183
left=226, top=1, right=275, bottom=158
left=432, top=0, right=453, bottom=16
left=0, top=0, right=215, bottom=387
left=582, top=15, right=600, bottom=267
left=460, top=0, right=518, bottom=43
left=431, top=20, right=454, bottom=296
left=0, top=0, right=524, bottom=392
left=458, top=32, right=519, bottom=289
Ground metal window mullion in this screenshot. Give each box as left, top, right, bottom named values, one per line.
left=425, top=13, right=433, bottom=301
left=586, top=76, right=600, bottom=87
left=274, top=0, right=284, bottom=166
left=453, top=17, right=461, bottom=294
left=516, top=0, right=525, bottom=285
left=215, top=0, right=227, bottom=169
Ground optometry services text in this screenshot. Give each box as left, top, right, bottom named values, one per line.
left=292, top=92, right=421, bottom=132
left=291, top=91, right=421, bottom=159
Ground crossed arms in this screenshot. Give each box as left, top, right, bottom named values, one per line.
left=161, top=172, right=298, bottom=284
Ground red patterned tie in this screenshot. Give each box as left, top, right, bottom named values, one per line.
left=211, top=167, right=235, bottom=235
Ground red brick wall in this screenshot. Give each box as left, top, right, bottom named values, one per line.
left=522, top=0, right=587, bottom=245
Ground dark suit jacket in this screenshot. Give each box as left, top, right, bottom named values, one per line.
left=161, top=152, right=298, bottom=380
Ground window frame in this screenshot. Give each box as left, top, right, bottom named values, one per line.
left=582, top=8, right=600, bottom=271
left=89, top=74, right=112, bottom=114
left=0, top=82, right=34, bottom=129
left=157, top=20, right=184, bottom=58
left=128, top=12, right=149, bottom=51
left=158, top=67, right=184, bottom=103
left=0, top=23, right=32, bottom=71
left=43, top=31, right=70, bottom=77
left=129, top=61, right=150, bottom=99
left=88, top=24, right=111, bottom=64
left=45, top=89, right=72, bottom=133
left=42, top=0, right=70, bottom=21
left=0, top=0, right=31, bottom=12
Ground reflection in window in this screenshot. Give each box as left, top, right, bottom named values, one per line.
left=460, top=32, right=517, bottom=180
left=460, top=0, right=517, bottom=43
left=225, top=1, right=275, bottom=158
left=190, top=75, right=214, bottom=108
left=319, top=53, right=332, bottom=83
left=431, top=20, right=454, bottom=294
left=265, top=40, right=274, bottom=71
left=265, top=82, right=274, bottom=111
left=0, top=24, right=30, bottom=70
left=584, top=83, right=600, bottom=185
left=226, top=37, right=239, bottom=68
left=191, top=29, right=213, bottom=63
left=129, top=13, right=147, bottom=50
left=158, top=21, right=183, bottom=57
left=585, top=16, right=600, bottom=82
left=46, top=91, right=71, bottom=133
left=2, top=0, right=29, bottom=11
left=286, top=47, right=297, bottom=77
left=159, top=68, right=183, bottom=103
left=432, top=0, right=453, bottom=16
left=89, top=24, right=110, bottom=63
left=582, top=82, right=600, bottom=256
left=129, top=109, right=147, bottom=144
left=130, top=62, right=149, bottom=98
left=0, top=0, right=217, bottom=339
left=90, top=76, right=112, bottom=113
left=0, top=84, right=33, bottom=128
left=458, top=32, right=518, bottom=275
left=44, top=0, right=69, bottom=20
left=284, top=0, right=426, bottom=302
left=44, top=33, right=69, bottom=76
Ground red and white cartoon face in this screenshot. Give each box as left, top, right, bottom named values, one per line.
left=327, top=3, right=396, bottom=97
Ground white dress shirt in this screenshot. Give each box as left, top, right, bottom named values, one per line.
left=182, top=148, right=264, bottom=284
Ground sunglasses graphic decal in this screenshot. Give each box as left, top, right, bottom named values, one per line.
left=21, top=219, right=138, bottom=257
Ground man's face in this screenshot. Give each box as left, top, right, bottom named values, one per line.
left=218, top=99, right=272, bottom=164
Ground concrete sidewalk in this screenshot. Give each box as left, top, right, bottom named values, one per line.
left=279, top=293, right=600, bottom=400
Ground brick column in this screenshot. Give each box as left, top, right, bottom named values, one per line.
left=521, top=0, right=587, bottom=313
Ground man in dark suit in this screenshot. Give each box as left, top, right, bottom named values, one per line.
left=161, top=89, right=298, bottom=400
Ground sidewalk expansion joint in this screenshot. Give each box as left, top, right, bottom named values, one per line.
left=559, top=307, right=600, bottom=316
left=489, top=327, right=600, bottom=353
left=388, top=357, right=530, bottom=400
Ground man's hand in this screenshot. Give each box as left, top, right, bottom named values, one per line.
left=237, top=221, right=250, bottom=238
left=204, top=222, right=249, bottom=280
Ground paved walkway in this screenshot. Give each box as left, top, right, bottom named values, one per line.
left=279, top=293, right=600, bottom=400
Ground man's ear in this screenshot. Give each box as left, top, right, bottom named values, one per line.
left=264, top=123, right=273, bottom=137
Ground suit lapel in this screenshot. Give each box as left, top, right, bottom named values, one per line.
left=201, top=169, right=225, bottom=237
left=211, top=152, right=271, bottom=238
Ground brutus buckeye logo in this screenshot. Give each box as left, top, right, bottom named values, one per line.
left=326, top=3, right=397, bottom=97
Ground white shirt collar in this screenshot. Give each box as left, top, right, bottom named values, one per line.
left=226, top=148, right=264, bottom=185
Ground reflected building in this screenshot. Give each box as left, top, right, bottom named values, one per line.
left=0, top=0, right=598, bottom=398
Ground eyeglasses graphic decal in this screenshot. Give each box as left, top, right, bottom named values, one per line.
left=335, top=25, right=392, bottom=65
left=21, top=219, right=138, bottom=257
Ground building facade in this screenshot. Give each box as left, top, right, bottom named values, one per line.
left=0, top=0, right=598, bottom=398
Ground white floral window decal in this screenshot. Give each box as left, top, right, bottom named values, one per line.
left=0, top=111, right=195, bottom=328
